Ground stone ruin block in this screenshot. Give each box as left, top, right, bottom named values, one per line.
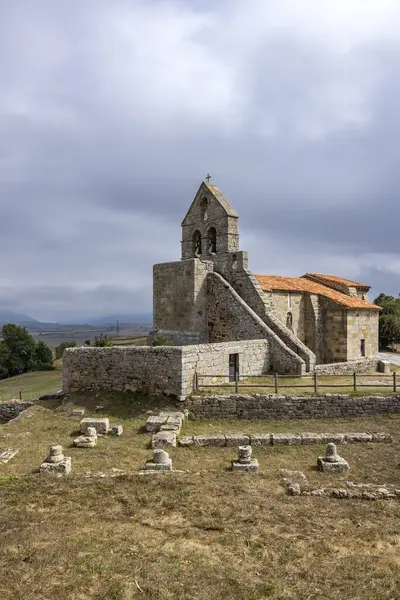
left=0, top=449, right=19, bottom=463
left=40, top=445, right=71, bottom=475
left=80, top=418, right=110, bottom=435
left=250, top=433, right=271, bottom=446
left=159, top=411, right=186, bottom=421
left=371, top=432, right=392, bottom=443
left=344, top=432, right=373, bottom=444
left=272, top=433, right=301, bottom=446
left=145, top=415, right=167, bottom=432
left=110, top=425, right=123, bottom=436
left=300, top=433, right=322, bottom=445
left=193, top=434, right=226, bottom=447
left=178, top=436, right=194, bottom=447
left=71, top=409, right=85, bottom=417
left=225, top=434, right=250, bottom=447
left=318, top=443, right=349, bottom=474
left=144, top=449, right=172, bottom=472
left=151, top=431, right=177, bottom=448
left=160, top=417, right=182, bottom=433
left=74, top=426, right=97, bottom=448
left=232, top=445, right=259, bottom=472
left=319, top=433, right=345, bottom=445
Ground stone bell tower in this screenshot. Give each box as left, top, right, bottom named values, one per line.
left=181, top=178, right=240, bottom=260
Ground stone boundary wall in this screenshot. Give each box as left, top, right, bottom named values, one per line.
left=314, top=357, right=381, bottom=375
left=63, top=340, right=270, bottom=399
left=208, top=272, right=306, bottom=375
left=63, top=346, right=186, bottom=397
left=186, top=393, right=400, bottom=420
left=0, top=402, right=34, bottom=424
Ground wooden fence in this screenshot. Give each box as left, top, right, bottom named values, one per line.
left=194, top=371, right=398, bottom=394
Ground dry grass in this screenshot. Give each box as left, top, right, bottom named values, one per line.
left=1, top=394, right=400, bottom=599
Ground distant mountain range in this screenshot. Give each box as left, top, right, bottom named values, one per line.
left=0, top=310, right=152, bottom=327
left=0, top=310, right=39, bottom=325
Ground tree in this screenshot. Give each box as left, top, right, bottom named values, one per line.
left=0, top=341, right=9, bottom=379
left=35, top=341, right=54, bottom=370
left=151, top=333, right=173, bottom=347
left=93, top=334, right=113, bottom=347
left=0, top=324, right=54, bottom=378
left=373, top=293, right=400, bottom=349
left=55, top=340, right=77, bottom=359
left=0, top=324, right=37, bottom=375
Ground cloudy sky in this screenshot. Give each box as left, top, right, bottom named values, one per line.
left=1, top=0, right=399, bottom=322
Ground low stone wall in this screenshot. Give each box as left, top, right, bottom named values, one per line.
left=186, top=393, right=400, bottom=420
left=63, top=346, right=185, bottom=397
left=0, top=401, right=34, bottom=424
left=314, top=357, right=381, bottom=375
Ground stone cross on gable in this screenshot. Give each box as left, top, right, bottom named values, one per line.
left=205, top=173, right=211, bottom=183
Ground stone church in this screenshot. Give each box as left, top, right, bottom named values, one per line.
left=150, top=179, right=380, bottom=372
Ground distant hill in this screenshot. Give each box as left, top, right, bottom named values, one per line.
left=0, top=310, right=39, bottom=325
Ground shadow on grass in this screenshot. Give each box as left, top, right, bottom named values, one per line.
left=36, top=391, right=183, bottom=420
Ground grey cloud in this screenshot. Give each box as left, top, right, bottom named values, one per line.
left=0, top=0, right=399, bottom=321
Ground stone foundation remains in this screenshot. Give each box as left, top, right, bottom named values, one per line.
left=0, top=401, right=34, bottom=424
left=231, top=445, right=259, bottom=472
left=40, top=445, right=71, bottom=475
left=317, top=443, right=349, bottom=473
left=280, top=470, right=400, bottom=500
left=177, top=431, right=392, bottom=447
left=186, top=393, right=400, bottom=420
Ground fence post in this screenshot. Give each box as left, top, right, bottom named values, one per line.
left=313, top=371, right=318, bottom=394
left=274, top=372, right=278, bottom=394
left=19, top=390, right=22, bottom=400
left=353, top=372, right=357, bottom=392
left=235, top=371, right=239, bottom=393
left=393, top=371, right=397, bottom=393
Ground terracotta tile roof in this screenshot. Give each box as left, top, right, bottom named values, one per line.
left=303, top=273, right=370, bottom=289
left=254, top=275, right=381, bottom=310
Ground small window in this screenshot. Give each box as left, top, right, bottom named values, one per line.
left=200, top=197, right=208, bottom=221
left=193, top=230, right=202, bottom=256
left=360, top=339, right=366, bottom=357
left=286, top=312, right=293, bottom=330
left=208, top=227, right=217, bottom=253
left=288, top=293, right=292, bottom=308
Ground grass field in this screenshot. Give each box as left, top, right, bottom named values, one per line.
left=0, top=360, right=63, bottom=401
left=0, top=392, right=399, bottom=600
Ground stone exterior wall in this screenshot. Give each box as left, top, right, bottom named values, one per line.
left=186, top=393, right=400, bottom=420
left=347, top=310, right=379, bottom=359
left=152, top=258, right=212, bottom=343
left=323, top=304, right=348, bottom=362
left=268, top=292, right=305, bottom=341
left=207, top=272, right=306, bottom=374
left=314, top=357, right=380, bottom=375
left=63, top=340, right=271, bottom=400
